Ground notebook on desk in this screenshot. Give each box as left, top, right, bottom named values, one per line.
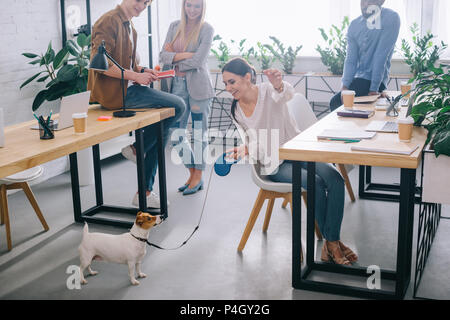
left=317, top=129, right=377, bottom=140
left=354, top=95, right=380, bottom=104
left=351, top=141, right=420, bottom=155
left=337, top=109, right=375, bottom=119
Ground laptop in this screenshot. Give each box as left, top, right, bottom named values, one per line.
left=31, top=91, right=91, bottom=130
left=365, top=96, right=414, bottom=133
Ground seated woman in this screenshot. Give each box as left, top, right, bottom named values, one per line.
left=222, top=58, right=357, bottom=265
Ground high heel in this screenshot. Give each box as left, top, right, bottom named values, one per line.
left=321, top=242, right=351, bottom=266
left=182, top=180, right=203, bottom=196
left=178, top=184, right=189, bottom=192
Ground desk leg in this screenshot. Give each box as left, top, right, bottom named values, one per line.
left=292, top=161, right=303, bottom=288
left=395, top=168, right=416, bottom=298
left=69, top=153, right=82, bottom=223
left=135, top=128, right=147, bottom=211
left=306, top=162, right=316, bottom=265
left=157, top=121, right=168, bottom=219
left=92, top=144, right=103, bottom=207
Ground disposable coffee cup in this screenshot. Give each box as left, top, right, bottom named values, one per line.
left=397, top=116, right=414, bottom=142
left=342, top=90, right=356, bottom=109
left=72, top=112, right=87, bottom=134
left=401, top=82, right=412, bottom=98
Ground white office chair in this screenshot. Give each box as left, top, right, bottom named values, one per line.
left=238, top=164, right=323, bottom=263
left=287, top=94, right=356, bottom=202
left=0, top=166, right=49, bottom=251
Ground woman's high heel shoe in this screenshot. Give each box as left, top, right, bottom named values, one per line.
left=178, top=183, right=189, bottom=192
left=321, top=242, right=352, bottom=266
left=182, top=180, right=203, bottom=195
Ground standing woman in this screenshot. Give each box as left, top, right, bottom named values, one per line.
left=223, top=58, right=358, bottom=266
left=160, top=0, right=215, bottom=195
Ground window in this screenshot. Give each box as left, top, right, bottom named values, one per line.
left=203, top=0, right=449, bottom=58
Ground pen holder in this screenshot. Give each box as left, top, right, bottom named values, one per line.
left=39, top=120, right=55, bottom=140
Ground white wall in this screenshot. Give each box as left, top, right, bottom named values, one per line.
left=0, top=0, right=61, bottom=126
left=0, top=0, right=151, bottom=127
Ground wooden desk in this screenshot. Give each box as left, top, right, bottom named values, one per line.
left=0, top=105, right=175, bottom=228
left=280, top=102, right=427, bottom=299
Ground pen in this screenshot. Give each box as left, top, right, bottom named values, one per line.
left=325, top=138, right=361, bottom=143
left=47, top=110, right=52, bottom=126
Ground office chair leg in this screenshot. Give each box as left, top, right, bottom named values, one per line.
left=262, top=198, right=275, bottom=232
left=20, top=182, right=49, bottom=231
left=281, top=198, right=289, bottom=209
left=338, top=164, right=356, bottom=202
left=238, top=189, right=266, bottom=252
left=1, top=185, right=12, bottom=251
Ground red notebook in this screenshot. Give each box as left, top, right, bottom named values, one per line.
left=157, top=70, right=175, bottom=79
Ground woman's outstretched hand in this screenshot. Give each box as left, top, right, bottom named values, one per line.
left=263, top=69, right=283, bottom=91
left=225, top=145, right=248, bottom=161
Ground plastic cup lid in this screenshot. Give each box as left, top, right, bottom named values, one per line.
left=397, top=116, right=414, bottom=124
left=72, top=112, right=87, bottom=118
left=342, top=90, right=356, bottom=95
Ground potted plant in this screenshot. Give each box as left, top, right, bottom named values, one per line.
left=400, top=23, right=448, bottom=80
left=316, top=16, right=349, bottom=75
left=20, top=33, right=92, bottom=111
left=230, top=38, right=254, bottom=64
left=264, top=36, right=302, bottom=74
left=410, top=64, right=450, bottom=204
left=211, top=35, right=231, bottom=70
left=253, top=41, right=276, bottom=72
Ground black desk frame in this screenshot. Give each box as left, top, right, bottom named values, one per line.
left=359, top=165, right=422, bottom=203
left=69, top=122, right=168, bottom=229
left=292, top=162, right=416, bottom=299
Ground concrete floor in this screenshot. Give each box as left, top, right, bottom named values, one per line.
left=0, top=150, right=449, bottom=300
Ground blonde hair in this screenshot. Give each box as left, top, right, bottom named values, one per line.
left=171, top=0, right=206, bottom=51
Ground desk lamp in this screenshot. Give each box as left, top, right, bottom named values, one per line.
left=89, top=40, right=135, bottom=118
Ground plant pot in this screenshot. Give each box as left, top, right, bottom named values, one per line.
left=422, top=144, right=450, bottom=205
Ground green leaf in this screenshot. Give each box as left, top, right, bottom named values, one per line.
left=433, top=131, right=450, bottom=157
left=28, top=58, right=42, bottom=65
left=56, top=64, right=79, bottom=82
left=20, top=72, right=43, bottom=89
left=37, top=75, right=50, bottom=83
left=22, top=53, right=39, bottom=59
left=77, top=33, right=88, bottom=48
left=66, top=40, right=81, bottom=56
left=53, top=48, right=69, bottom=70
left=45, top=81, right=75, bottom=101
left=32, top=89, right=48, bottom=112
left=44, top=48, right=55, bottom=64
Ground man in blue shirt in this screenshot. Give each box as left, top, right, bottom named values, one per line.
left=330, top=0, right=401, bottom=111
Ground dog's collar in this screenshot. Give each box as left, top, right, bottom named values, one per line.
left=130, top=232, right=165, bottom=250
left=130, top=233, right=148, bottom=243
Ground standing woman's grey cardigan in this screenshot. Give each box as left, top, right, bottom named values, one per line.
left=159, top=20, right=215, bottom=100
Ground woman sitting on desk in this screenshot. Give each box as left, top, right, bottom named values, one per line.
left=223, top=58, right=357, bottom=265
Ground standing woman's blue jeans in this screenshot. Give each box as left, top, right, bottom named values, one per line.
left=124, top=84, right=186, bottom=191
left=171, top=76, right=212, bottom=171
left=269, top=160, right=345, bottom=241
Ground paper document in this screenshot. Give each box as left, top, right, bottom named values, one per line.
left=351, top=141, right=420, bottom=155
left=317, top=129, right=377, bottom=140
left=354, top=95, right=380, bottom=104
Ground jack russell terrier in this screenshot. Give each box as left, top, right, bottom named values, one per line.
left=78, top=212, right=162, bottom=285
